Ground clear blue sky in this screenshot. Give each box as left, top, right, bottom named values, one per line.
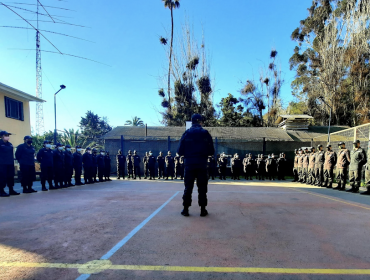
left=0, top=0, right=311, bottom=133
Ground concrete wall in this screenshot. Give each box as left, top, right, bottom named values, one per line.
left=0, top=90, right=31, bottom=147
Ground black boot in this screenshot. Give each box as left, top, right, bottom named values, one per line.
left=181, top=207, right=189, bottom=216
left=29, top=186, right=37, bottom=193
left=0, top=188, right=10, bottom=197
left=42, top=185, right=48, bottom=191
left=9, top=186, right=20, bottom=195
left=200, top=206, right=208, bottom=217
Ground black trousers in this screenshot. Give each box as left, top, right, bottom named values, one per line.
left=166, top=165, right=174, bottom=179
left=83, top=165, right=93, bottom=184
left=105, top=166, right=111, bottom=178
left=175, top=165, right=182, bottom=178
left=0, top=164, right=14, bottom=189
left=134, top=166, right=141, bottom=178
left=41, top=166, right=53, bottom=187
left=158, top=165, right=165, bottom=178
left=219, top=166, right=226, bottom=179
left=183, top=165, right=208, bottom=207
left=208, top=166, right=216, bottom=179
left=98, top=166, right=105, bottom=180
left=64, top=165, right=73, bottom=183
left=127, top=164, right=133, bottom=178
left=20, top=164, right=35, bottom=188
left=92, top=166, right=98, bottom=180
left=149, top=165, right=156, bottom=178
left=54, top=167, right=64, bottom=186
left=74, top=167, right=82, bottom=184
left=117, top=164, right=125, bottom=178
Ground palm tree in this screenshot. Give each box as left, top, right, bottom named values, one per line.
left=60, top=128, right=88, bottom=148
left=162, top=0, right=180, bottom=113
left=125, top=116, right=145, bottom=127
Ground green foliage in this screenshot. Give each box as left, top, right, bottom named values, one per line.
left=125, top=116, right=145, bottom=126
left=79, top=111, right=112, bottom=148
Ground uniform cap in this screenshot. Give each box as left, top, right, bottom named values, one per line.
left=92, top=148, right=97, bottom=152
left=0, top=131, right=12, bottom=136
left=100, top=149, right=105, bottom=152
left=76, top=146, right=81, bottom=149
left=43, top=140, right=51, bottom=144
left=353, top=140, right=360, bottom=144
left=65, top=145, right=71, bottom=148
left=24, top=135, right=32, bottom=140
left=55, top=143, right=62, bottom=147
left=86, top=147, right=91, bottom=150
left=191, top=114, right=204, bottom=124
left=338, top=142, right=345, bottom=145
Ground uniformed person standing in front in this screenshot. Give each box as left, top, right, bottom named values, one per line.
left=256, top=154, right=265, bottom=180
left=207, top=155, right=216, bottom=180
left=104, top=152, right=112, bottom=181
left=323, top=144, right=337, bottom=188
left=292, top=149, right=299, bottom=182
left=148, top=151, right=156, bottom=180
left=157, top=152, right=165, bottom=179
left=231, top=153, right=242, bottom=180
left=314, top=145, right=325, bottom=187
left=277, top=153, right=287, bottom=180
left=307, top=147, right=316, bottom=185
left=361, top=161, right=370, bottom=195
left=180, top=155, right=185, bottom=180
left=126, top=150, right=133, bottom=179
left=132, top=150, right=141, bottom=179
left=92, top=148, right=98, bottom=183
left=143, top=152, right=149, bottom=179
left=83, top=147, right=93, bottom=184
left=116, top=149, right=126, bottom=179
left=97, top=150, right=106, bottom=182
left=73, top=146, right=84, bottom=185
left=242, top=154, right=248, bottom=179
left=245, top=153, right=254, bottom=180
left=301, top=148, right=309, bottom=183
left=177, top=114, right=215, bottom=217
left=37, top=140, right=54, bottom=191
left=297, top=149, right=304, bottom=182
left=165, top=151, right=174, bottom=180
left=0, top=131, right=20, bottom=197
left=266, top=154, right=276, bottom=180
left=218, top=153, right=227, bottom=180
left=347, top=140, right=366, bottom=193
left=335, top=142, right=350, bottom=191
left=174, top=153, right=182, bottom=179
left=15, top=136, right=37, bottom=193
left=64, top=145, right=74, bottom=187
left=53, top=143, right=65, bottom=188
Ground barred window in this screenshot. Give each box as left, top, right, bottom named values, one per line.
left=4, top=96, right=24, bottom=121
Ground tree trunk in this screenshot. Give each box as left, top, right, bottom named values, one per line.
left=168, top=7, right=174, bottom=113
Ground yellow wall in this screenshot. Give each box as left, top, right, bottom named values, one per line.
left=0, top=90, right=31, bottom=147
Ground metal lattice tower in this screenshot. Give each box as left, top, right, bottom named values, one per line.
left=35, top=1, right=44, bottom=135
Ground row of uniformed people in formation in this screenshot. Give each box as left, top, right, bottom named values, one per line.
left=207, top=152, right=287, bottom=181
left=0, top=131, right=113, bottom=197
left=116, top=150, right=185, bottom=180
left=292, top=140, right=370, bottom=195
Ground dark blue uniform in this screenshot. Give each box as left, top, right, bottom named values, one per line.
left=157, top=155, right=165, bottom=179
left=165, top=155, right=174, bottom=180
left=53, top=149, right=65, bottom=187
left=82, top=152, right=93, bottom=184
left=207, top=156, right=216, bottom=180
left=104, top=154, right=111, bottom=179
left=0, top=139, right=15, bottom=192
left=132, top=154, right=141, bottom=179
left=177, top=123, right=215, bottom=207
left=148, top=155, right=156, bottom=179
left=64, top=150, right=74, bottom=185
left=92, top=153, right=98, bottom=182
left=37, top=148, right=54, bottom=188
left=73, top=151, right=83, bottom=184
left=15, top=143, right=36, bottom=190
left=97, top=154, right=105, bottom=181
left=117, top=154, right=126, bottom=179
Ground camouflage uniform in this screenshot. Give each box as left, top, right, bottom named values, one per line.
left=323, top=149, right=337, bottom=188
left=298, top=153, right=304, bottom=182
left=336, top=148, right=350, bottom=190
left=308, top=151, right=316, bottom=185
left=348, top=145, right=366, bottom=192
left=293, top=152, right=299, bottom=182
left=314, top=149, right=325, bottom=186
left=302, top=152, right=309, bottom=183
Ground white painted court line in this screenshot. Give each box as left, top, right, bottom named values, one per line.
left=75, top=191, right=179, bottom=280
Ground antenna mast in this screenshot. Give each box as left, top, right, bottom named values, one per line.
left=35, top=0, right=44, bottom=135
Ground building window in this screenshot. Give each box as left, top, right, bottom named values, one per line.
left=4, top=96, right=24, bottom=121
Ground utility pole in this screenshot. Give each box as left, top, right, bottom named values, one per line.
left=35, top=0, right=44, bottom=135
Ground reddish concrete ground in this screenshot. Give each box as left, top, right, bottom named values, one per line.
left=1, top=179, right=370, bottom=280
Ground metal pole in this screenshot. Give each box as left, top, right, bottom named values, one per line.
left=328, top=107, right=332, bottom=144
left=121, top=135, right=124, bottom=153
left=54, top=93, right=57, bottom=144
left=168, top=136, right=171, bottom=152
